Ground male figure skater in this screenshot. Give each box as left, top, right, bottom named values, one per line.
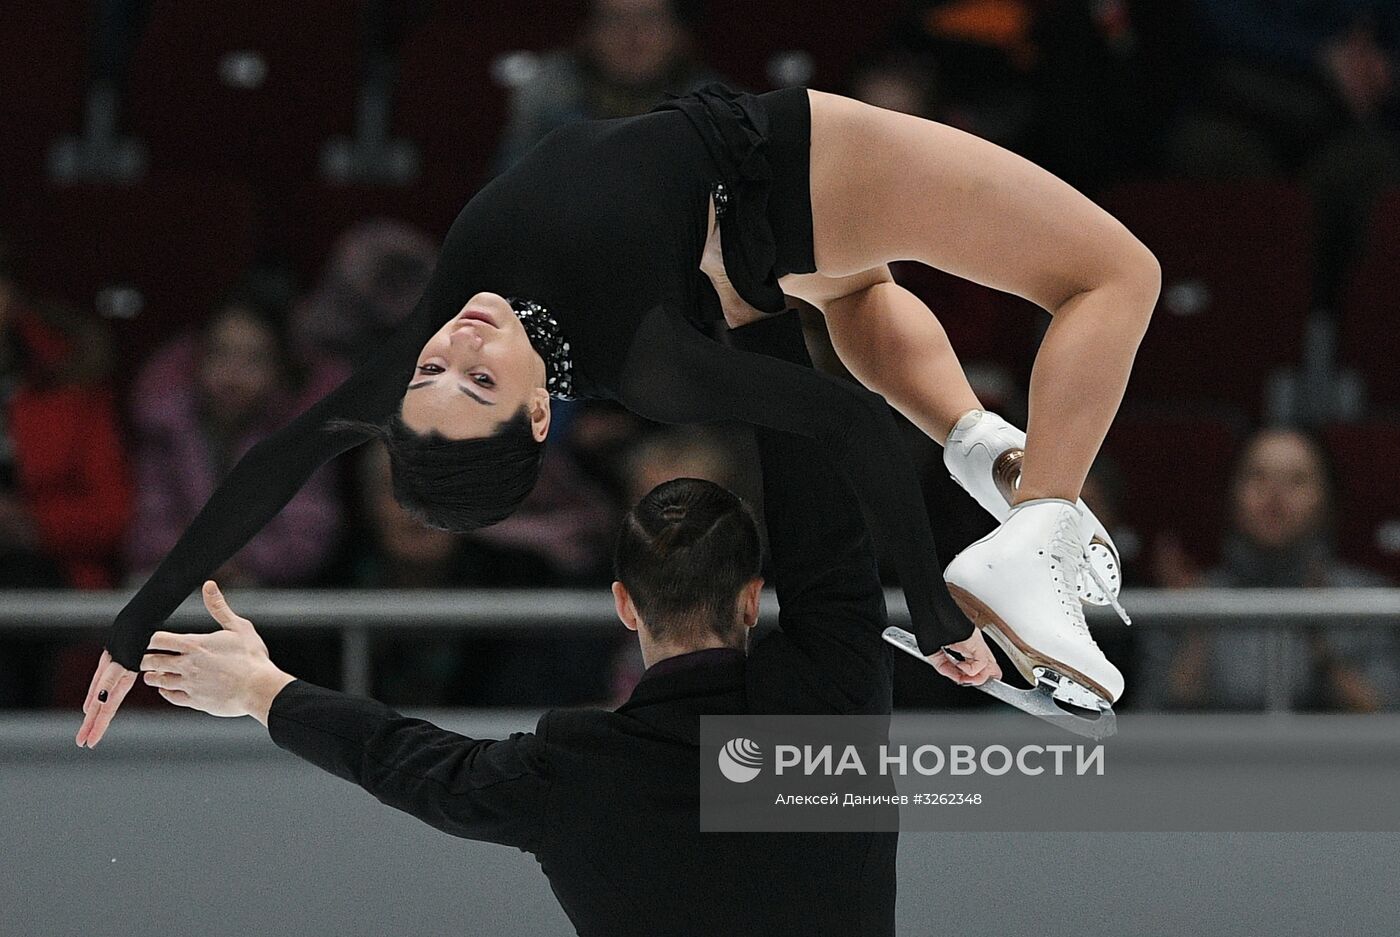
left=140, top=312, right=999, bottom=936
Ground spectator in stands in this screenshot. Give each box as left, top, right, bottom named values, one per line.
left=352, top=436, right=621, bottom=705
left=0, top=232, right=130, bottom=591
left=492, top=0, right=724, bottom=172
left=0, top=231, right=132, bottom=709
left=1138, top=428, right=1398, bottom=711
left=1166, top=0, right=1400, bottom=298
left=847, top=49, right=941, bottom=118
left=290, top=219, right=437, bottom=370
left=620, top=425, right=747, bottom=506
left=883, top=0, right=1041, bottom=155
left=884, top=0, right=1188, bottom=189
left=125, top=290, right=342, bottom=588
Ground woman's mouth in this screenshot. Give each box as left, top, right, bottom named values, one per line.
left=457, top=307, right=498, bottom=328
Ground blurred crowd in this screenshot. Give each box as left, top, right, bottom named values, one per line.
left=1, top=0, right=1398, bottom=712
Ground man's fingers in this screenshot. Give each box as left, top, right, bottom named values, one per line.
left=147, top=631, right=191, bottom=654
left=203, top=579, right=238, bottom=624
left=202, top=581, right=247, bottom=631
left=140, top=652, right=184, bottom=674
left=158, top=688, right=194, bottom=708
left=143, top=671, right=183, bottom=689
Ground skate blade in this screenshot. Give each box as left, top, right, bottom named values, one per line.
left=882, top=627, right=1117, bottom=741
left=1077, top=539, right=1121, bottom=606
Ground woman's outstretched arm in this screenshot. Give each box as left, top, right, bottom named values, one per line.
left=616, top=302, right=976, bottom=653
left=79, top=198, right=488, bottom=746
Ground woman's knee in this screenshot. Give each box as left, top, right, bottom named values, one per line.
left=1049, top=232, right=1160, bottom=326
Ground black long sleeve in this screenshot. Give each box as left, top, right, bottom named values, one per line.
left=267, top=679, right=548, bottom=850
left=728, top=313, right=891, bottom=700
left=106, top=193, right=490, bottom=670
left=618, top=303, right=970, bottom=651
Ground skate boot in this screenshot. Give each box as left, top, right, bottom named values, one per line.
left=943, top=498, right=1124, bottom=708
left=944, top=409, right=1129, bottom=623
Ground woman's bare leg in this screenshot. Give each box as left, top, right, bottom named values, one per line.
left=802, top=90, right=1160, bottom=503
left=781, top=266, right=982, bottom=443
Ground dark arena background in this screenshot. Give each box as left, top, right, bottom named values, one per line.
left=2, top=2, right=1400, bottom=935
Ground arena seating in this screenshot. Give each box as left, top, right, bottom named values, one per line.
left=4, top=177, right=259, bottom=371
left=1100, top=181, right=1314, bottom=418
left=0, top=1, right=88, bottom=181
left=124, top=0, right=360, bottom=181
left=1323, top=423, right=1400, bottom=581
left=1338, top=189, right=1400, bottom=411
left=698, top=0, right=902, bottom=89
left=393, top=1, right=586, bottom=188
left=1100, top=416, right=1241, bottom=568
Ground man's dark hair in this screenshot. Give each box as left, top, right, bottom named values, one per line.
left=614, top=477, right=761, bottom=644
left=330, top=408, right=544, bottom=533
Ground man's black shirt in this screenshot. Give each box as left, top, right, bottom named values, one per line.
left=267, top=312, right=897, bottom=936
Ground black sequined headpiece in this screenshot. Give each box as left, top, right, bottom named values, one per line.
left=507, top=297, right=576, bottom=400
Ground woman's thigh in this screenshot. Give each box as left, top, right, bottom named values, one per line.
left=805, top=89, right=1146, bottom=311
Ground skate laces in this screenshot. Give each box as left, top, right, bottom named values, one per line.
left=1087, top=561, right=1133, bottom=626
left=1047, top=512, right=1093, bottom=640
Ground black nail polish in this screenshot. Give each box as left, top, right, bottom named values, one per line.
left=97, top=689, right=108, bottom=703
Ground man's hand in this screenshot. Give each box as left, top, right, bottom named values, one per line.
left=928, top=629, right=1002, bottom=686
left=140, top=581, right=294, bottom=725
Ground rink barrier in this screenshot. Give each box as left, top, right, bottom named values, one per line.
left=1, top=588, right=1397, bottom=709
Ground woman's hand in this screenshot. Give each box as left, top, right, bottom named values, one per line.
left=928, top=629, right=1002, bottom=686
left=75, top=649, right=138, bottom=748
left=700, top=199, right=768, bottom=330
left=140, top=581, right=293, bottom=724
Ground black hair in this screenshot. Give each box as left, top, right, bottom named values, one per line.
left=329, top=407, right=544, bottom=533
left=613, top=477, right=761, bottom=644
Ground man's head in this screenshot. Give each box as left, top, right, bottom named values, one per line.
left=612, top=477, right=763, bottom=666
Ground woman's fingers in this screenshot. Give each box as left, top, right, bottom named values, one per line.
left=928, top=651, right=966, bottom=684
left=76, top=666, right=137, bottom=748
left=81, top=650, right=111, bottom=716
left=77, top=657, right=124, bottom=746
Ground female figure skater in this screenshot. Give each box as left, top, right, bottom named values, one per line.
left=77, top=83, right=1157, bottom=746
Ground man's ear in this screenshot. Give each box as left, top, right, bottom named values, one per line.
left=528, top=388, right=551, bottom=443
left=612, top=581, right=642, bottom=633
left=739, top=578, right=763, bottom=630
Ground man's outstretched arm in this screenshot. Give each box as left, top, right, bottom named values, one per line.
left=141, top=582, right=548, bottom=851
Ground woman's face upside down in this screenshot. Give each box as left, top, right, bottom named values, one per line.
left=400, top=291, right=550, bottom=441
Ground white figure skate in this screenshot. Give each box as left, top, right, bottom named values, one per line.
left=943, top=409, right=1129, bottom=624
left=888, top=498, right=1124, bottom=739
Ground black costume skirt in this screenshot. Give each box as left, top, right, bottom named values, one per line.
left=650, top=83, right=816, bottom=316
